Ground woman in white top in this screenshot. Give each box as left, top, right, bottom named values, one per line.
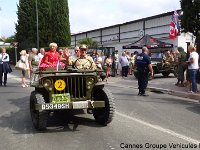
left=186, top=44, right=199, bottom=93
left=20, top=50, right=29, bottom=88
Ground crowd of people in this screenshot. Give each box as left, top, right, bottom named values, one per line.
left=175, top=44, right=199, bottom=93
left=0, top=42, right=199, bottom=94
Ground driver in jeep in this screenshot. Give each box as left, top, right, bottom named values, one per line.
left=68, top=44, right=97, bottom=70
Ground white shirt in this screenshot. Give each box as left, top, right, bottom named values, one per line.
left=119, top=56, right=129, bottom=67
left=188, top=51, right=199, bottom=70
left=0, top=53, right=9, bottom=64
left=38, top=53, right=44, bottom=61
left=114, top=53, right=119, bottom=62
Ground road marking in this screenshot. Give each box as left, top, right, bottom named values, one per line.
left=116, top=111, right=200, bottom=144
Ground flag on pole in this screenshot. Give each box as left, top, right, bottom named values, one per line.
left=169, top=10, right=180, bottom=39
left=169, top=22, right=176, bottom=39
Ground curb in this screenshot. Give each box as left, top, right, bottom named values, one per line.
left=107, top=82, right=200, bottom=102
left=147, top=87, right=200, bottom=102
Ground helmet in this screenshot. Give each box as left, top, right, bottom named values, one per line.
left=79, top=44, right=88, bottom=50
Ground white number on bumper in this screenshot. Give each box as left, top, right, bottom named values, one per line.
left=73, top=101, right=88, bottom=109
left=41, top=103, right=70, bottom=110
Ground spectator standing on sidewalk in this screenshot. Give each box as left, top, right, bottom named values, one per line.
left=28, top=48, right=39, bottom=83
left=129, top=51, right=138, bottom=75
left=0, top=47, right=12, bottom=86
left=119, top=52, right=129, bottom=77
left=114, top=50, right=119, bottom=75
left=186, top=44, right=199, bottom=93
left=19, top=50, right=29, bottom=88
left=175, top=47, right=187, bottom=86
left=135, top=46, right=153, bottom=96
left=38, top=48, right=45, bottom=62
left=105, top=54, right=113, bottom=78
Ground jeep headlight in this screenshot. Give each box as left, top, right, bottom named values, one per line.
left=87, top=77, right=95, bottom=85
left=43, top=79, right=52, bottom=88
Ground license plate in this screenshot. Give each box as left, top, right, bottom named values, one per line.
left=73, top=101, right=88, bottom=109
left=52, top=93, right=70, bottom=103
left=41, top=103, right=70, bottom=110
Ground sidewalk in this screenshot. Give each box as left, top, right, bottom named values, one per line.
left=106, top=75, right=200, bottom=101
left=9, top=65, right=200, bottom=101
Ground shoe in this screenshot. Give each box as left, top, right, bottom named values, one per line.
left=187, top=91, right=194, bottom=93
left=175, top=83, right=179, bottom=86
left=22, top=84, right=26, bottom=88
left=25, top=84, right=29, bottom=87
left=141, top=93, right=149, bottom=96
left=179, top=84, right=184, bottom=87
left=138, top=92, right=141, bottom=96
left=4, top=84, right=6, bottom=87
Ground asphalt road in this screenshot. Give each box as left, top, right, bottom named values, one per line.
left=0, top=72, right=200, bottom=150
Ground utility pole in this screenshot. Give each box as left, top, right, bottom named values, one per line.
left=36, top=0, right=39, bottom=50
left=12, top=42, right=18, bottom=64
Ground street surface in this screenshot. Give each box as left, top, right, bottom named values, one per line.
left=0, top=71, right=200, bottom=150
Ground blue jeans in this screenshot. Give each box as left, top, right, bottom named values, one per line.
left=189, top=69, right=198, bottom=92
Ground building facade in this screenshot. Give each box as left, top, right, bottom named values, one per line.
left=71, top=10, right=195, bottom=54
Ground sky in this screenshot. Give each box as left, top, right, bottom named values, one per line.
left=0, top=0, right=181, bottom=38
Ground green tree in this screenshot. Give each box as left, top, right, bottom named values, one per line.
left=16, top=0, right=71, bottom=49
left=51, top=0, right=71, bottom=47
left=78, top=38, right=98, bottom=49
left=16, top=0, right=36, bottom=49
left=180, top=0, right=200, bottom=52
left=37, top=0, right=52, bottom=47
left=4, top=35, right=16, bottom=43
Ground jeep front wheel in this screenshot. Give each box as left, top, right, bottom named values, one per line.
left=162, top=72, right=170, bottom=77
left=93, top=87, right=115, bottom=126
left=30, top=91, right=48, bottom=130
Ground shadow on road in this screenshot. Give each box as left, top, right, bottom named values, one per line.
left=0, top=96, right=104, bottom=134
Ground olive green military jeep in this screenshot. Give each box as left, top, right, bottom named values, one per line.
left=30, top=58, right=115, bottom=130
left=134, top=50, right=177, bottom=79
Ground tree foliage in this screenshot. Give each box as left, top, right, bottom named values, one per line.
left=180, top=0, right=200, bottom=51
left=16, top=0, right=71, bottom=49
left=4, top=35, right=16, bottom=43
left=16, top=0, right=36, bottom=49
left=37, top=0, right=52, bottom=47
left=77, top=38, right=98, bottom=49
left=51, top=0, right=71, bottom=47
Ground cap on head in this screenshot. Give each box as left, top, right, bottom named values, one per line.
left=79, top=44, right=88, bottom=50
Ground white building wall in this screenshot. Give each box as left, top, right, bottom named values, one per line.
left=71, top=10, right=194, bottom=55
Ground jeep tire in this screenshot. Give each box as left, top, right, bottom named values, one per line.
left=162, top=72, right=170, bottom=77
left=93, top=87, right=115, bottom=126
left=30, top=91, right=48, bottom=130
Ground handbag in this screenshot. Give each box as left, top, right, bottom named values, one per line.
left=15, top=60, right=27, bottom=70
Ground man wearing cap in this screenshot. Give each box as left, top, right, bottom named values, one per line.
left=69, top=44, right=97, bottom=70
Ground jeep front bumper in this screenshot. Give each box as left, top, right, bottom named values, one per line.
left=35, top=100, right=105, bottom=111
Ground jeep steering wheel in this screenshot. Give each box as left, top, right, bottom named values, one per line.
left=74, top=58, right=93, bottom=69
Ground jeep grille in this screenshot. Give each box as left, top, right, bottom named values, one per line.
left=51, top=76, right=87, bottom=100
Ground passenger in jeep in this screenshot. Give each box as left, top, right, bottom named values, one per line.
left=39, top=43, right=65, bottom=70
